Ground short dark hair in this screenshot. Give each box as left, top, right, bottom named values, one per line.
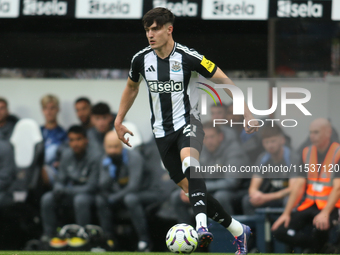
left=142, top=7, right=175, bottom=28
left=261, top=124, right=283, bottom=140
left=202, top=121, right=222, bottom=134
left=92, top=102, right=111, bottom=115
left=0, top=97, right=8, bottom=107
left=68, top=125, right=87, bottom=138
left=75, top=97, right=91, bottom=105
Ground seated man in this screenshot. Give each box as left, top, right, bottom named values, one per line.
left=40, top=94, right=67, bottom=184
left=297, top=119, right=339, bottom=156
left=87, top=102, right=116, bottom=155
left=210, top=103, right=241, bottom=145
left=95, top=131, right=162, bottom=252
left=74, top=97, right=93, bottom=129
left=40, top=125, right=100, bottom=248
left=171, top=121, right=249, bottom=220
left=242, top=125, right=298, bottom=215
left=224, top=103, right=263, bottom=164
left=0, top=97, right=19, bottom=141
left=0, top=140, right=16, bottom=207
left=272, top=118, right=340, bottom=253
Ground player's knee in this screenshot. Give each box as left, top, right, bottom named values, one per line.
left=124, top=193, right=138, bottom=207
left=181, top=156, right=200, bottom=174
left=95, top=195, right=107, bottom=208
left=74, top=194, right=90, bottom=209
left=41, top=191, right=54, bottom=208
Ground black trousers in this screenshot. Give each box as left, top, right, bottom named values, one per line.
left=272, top=204, right=339, bottom=251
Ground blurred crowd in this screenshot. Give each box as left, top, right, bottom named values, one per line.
left=0, top=95, right=340, bottom=253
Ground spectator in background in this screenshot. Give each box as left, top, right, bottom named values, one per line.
left=96, top=131, right=161, bottom=252
left=40, top=95, right=67, bottom=184
left=210, top=103, right=240, bottom=145
left=40, top=125, right=100, bottom=248
left=87, top=102, right=116, bottom=155
left=225, top=103, right=256, bottom=143
left=0, top=97, right=19, bottom=141
left=171, top=121, right=249, bottom=220
left=272, top=118, right=340, bottom=253
left=242, top=125, right=298, bottom=215
left=74, top=97, right=93, bottom=129
left=225, top=103, right=292, bottom=164
left=225, top=103, right=263, bottom=164
left=201, top=121, right=250, bottom=215
left=297, top=119, right=339, bottom=156
left=0, top=140, right=16, bottom=207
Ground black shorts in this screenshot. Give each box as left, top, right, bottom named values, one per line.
left=155, top=116, right=205, bottom=184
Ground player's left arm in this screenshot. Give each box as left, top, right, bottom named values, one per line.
left=211, top=67, right=259, bottom=134
left=313, top=178, right=340, bottom=230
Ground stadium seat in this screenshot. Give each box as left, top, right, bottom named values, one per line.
left=9, top=118, right=44, bottom=199
left=0, top=119, right=45, bottom=250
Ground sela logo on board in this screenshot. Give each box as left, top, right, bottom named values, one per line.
left=277, top=0, right=323, bottom=18
left=202, top=0, right=269, bottom=20
left=23, top=0, right=68, bottom=16
left=0, top=0, right=19, bottom=17
left=76, top=0, right=142, bottom=19
left=88, top=0, right=129, bottom=14
left=153, top=0, right=198, bottom=17
left=332, top=0, right=340, bottom=21
left=148, top=80, right=183, bottom=93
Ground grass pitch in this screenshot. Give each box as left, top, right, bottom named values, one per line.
left=0, top=253, right=229, bottom=255
left=0, top=253, right=325, bottom=255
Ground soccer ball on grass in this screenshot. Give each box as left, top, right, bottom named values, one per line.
left=165, top=223, right=198, bottom=253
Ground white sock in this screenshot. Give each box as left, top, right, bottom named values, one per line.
left=227, top=218, right=243, bottom=237
left=195, top=213, right=207, bottom=231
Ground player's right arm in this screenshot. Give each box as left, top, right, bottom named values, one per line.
left=271, top=177, right=306, bottom=230
left=114, top=77, right=141, bottom=147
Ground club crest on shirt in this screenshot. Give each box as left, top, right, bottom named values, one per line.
left=171, top=61, right=181, bottom=72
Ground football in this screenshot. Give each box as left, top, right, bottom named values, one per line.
left=165, top=223, right=198, bottom=254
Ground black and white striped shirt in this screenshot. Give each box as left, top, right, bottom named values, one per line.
left=129, top=42, right=217, bottom=138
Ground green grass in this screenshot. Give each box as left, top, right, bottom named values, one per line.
left=0, top=253, right=326, bottom=255
left=0, top=253, right=232, bottom=255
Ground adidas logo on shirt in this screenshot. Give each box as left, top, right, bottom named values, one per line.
left=146, top=65, right=156, bottom=72
left=194, top=200, right=205, bottom=206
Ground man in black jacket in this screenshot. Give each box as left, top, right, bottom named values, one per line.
left=40, top=125, right=101, bottom=248
left=0, top=97, right=18, bottom=141
left=0, top=140, right=16, bottom=206
left=95, top=131, right=162, bottom=251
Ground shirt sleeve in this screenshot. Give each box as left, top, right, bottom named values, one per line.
left=128, top=54, right=142, bottom=82
left=184, top=47, right=217, bottom=78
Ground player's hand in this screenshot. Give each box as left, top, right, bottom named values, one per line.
left=114, top=122, right=134, bottom=147
left=244, top=113, right=259, bottom=134
left=180, top=190, right=190, bottom=204
left=313, top=211, right=330, bottom=230
left=249, top=191, right=266, bottom=206
left=271, top=213, right=291, bottom=231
